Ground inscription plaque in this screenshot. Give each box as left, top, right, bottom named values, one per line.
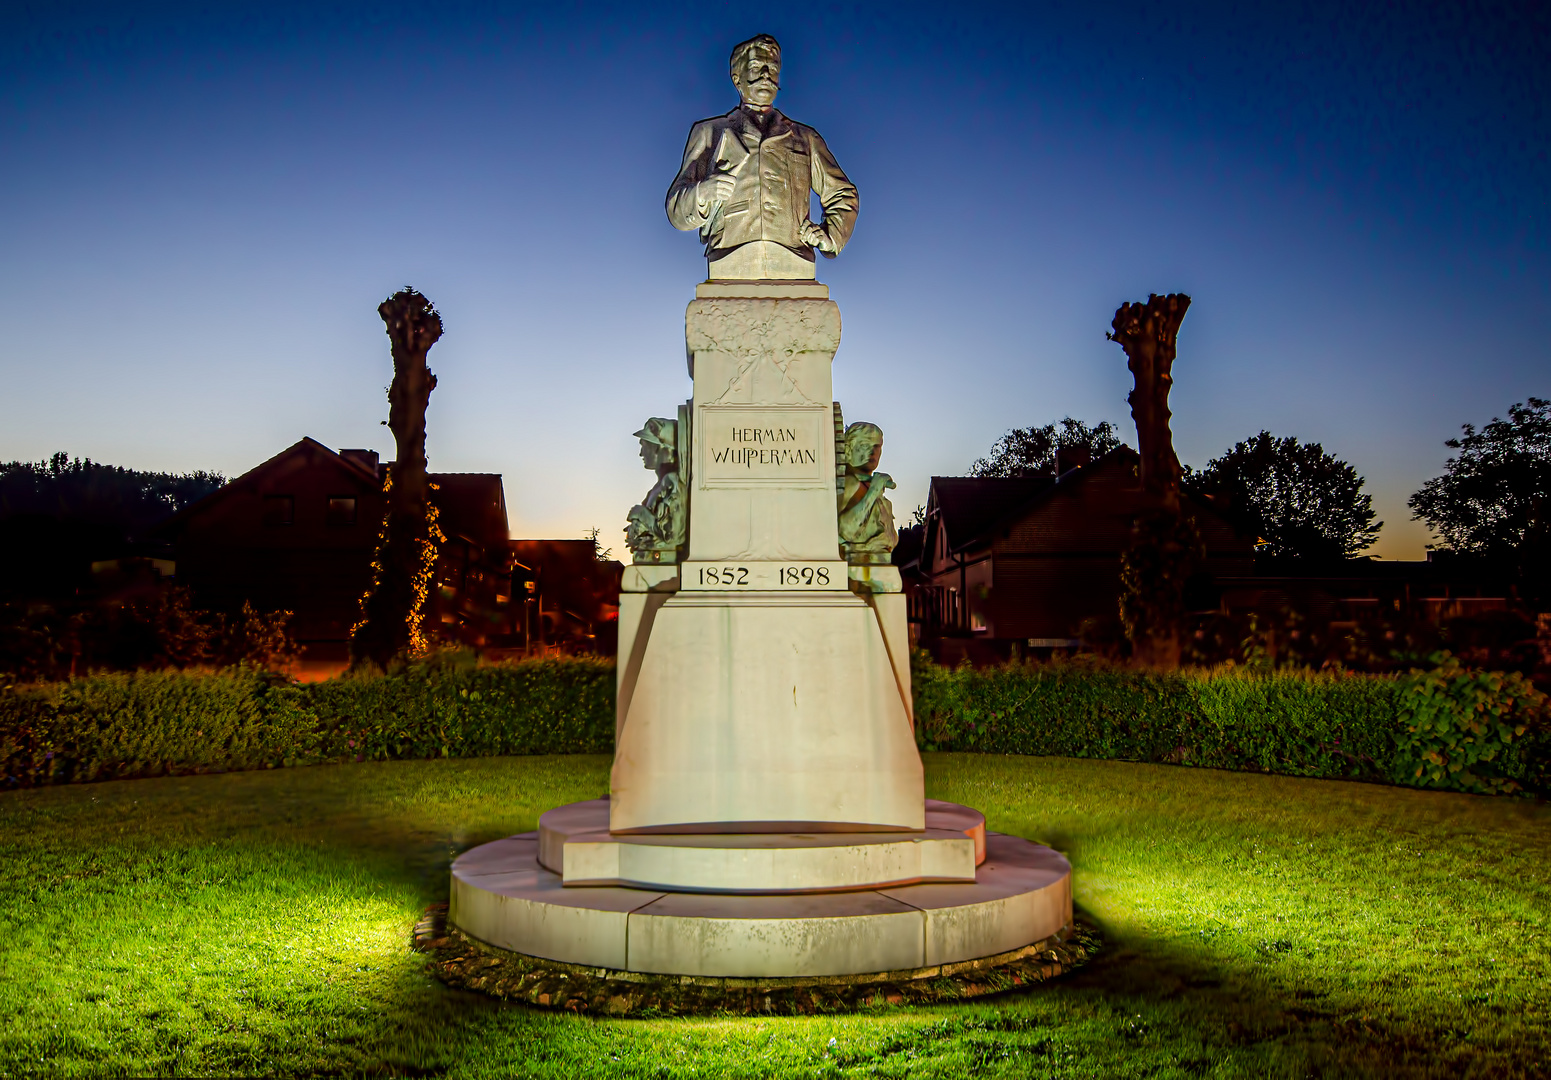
left=698, top=405, right=829, bottom=488
left=681, top=561, right=849, bottom=591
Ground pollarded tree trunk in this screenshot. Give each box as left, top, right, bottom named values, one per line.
left=1110, top=293, right=1190, bottom=512
left=1108, top=293, right=1195, bottom=667
left=351, top=288, right=443, bottom=670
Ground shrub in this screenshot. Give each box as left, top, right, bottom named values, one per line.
left=1391, top=653, right=1547, bottom=795
left=0, top=590, right=299, bottom=681
left=0, top=656, right=614, bottom=788
left=913, top=651, right=1547, bottom=795
left=3, top=651, right=1544, bottom=798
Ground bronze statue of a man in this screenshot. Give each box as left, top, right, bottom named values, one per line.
left=666, top=34, right=858, bottom=272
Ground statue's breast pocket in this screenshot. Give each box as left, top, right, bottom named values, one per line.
left=712, top=129, right=750, bottom=176
left=723, top=200, right=750, bottom=216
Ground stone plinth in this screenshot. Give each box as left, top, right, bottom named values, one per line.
left=707, top=240, right=817, bottom=280
left=450, top=824, right=1073, bottom=978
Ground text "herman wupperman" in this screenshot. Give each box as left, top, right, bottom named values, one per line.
left=711, top=425, right=819, bottom=468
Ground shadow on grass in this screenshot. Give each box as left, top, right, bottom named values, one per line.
left=1051, top=906, right=1500, bottom=1080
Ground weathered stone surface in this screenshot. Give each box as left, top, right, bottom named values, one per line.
left=417, top=903, right=1100, bottom=1015
left=686, top=299, right=842, bottom=377
left=695, top=280, right=829, bottom=300
left=449, top=833, right=664, bottom=970
left=537, top=798, right=978, bottom=892
left=449, top=826, right=1071, bottom=979
left=708, top=240, right=817, bottom=280
left=610, top=590, right=923, bottom=833
left=880, top=833, right=1073, bottom=966
left=627, top=890, right=926, bottom=976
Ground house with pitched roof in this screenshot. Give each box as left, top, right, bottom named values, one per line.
left=904, top=447, right=1256, bottom=662
left=162, top=438, right=510, bottom=673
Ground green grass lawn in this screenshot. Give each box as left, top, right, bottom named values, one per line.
left=0, top=755, right=1547, bottom=1079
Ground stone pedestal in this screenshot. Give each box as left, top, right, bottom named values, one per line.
left=449, top=272, right=1071, bottom=982
left=610, top=278, right=921, bottom=833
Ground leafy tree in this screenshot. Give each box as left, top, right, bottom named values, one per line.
left=1408, top=397, right=1551, bottom=569
left=0, top=453, right=223, bottom=532
left=585, top=526, right=614, bottom=563
left=970, top=418, right=1123, bottom=478
left=1185, top=432, right=1381, bottom=560
left=0, top=454, right=225, bottom=602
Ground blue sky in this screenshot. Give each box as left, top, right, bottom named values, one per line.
left=2, top=1, right=1546, bottom=559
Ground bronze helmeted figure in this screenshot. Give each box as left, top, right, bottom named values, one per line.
left=625, top=417, right=686, bottom=564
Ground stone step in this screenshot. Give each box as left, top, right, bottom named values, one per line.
left=535, top=799, right=985, bottom=894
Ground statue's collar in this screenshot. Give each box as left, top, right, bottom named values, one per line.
left=731, top=104, right=793, bottom=140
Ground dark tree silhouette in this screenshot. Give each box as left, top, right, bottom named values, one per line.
left=1109, top=294, right=1191, bottom=512
left=1108, top=294, right=1196, bottom=667
left=0, top=454, right=224, bottom=602
left=351, top=288, right=444, bottom=670
left=1410, top=397, right=1551, bottom=599
left=1185, top=432, right=1381, bottom=561
left=970, top=418, right=1123, bottom=478
left=0, top=453, right=223, bottom=531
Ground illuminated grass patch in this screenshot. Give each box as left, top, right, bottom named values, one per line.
left=0, top=755, right=1546, bottom=1077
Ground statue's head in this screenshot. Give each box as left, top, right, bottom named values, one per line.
left=844, top=422, right=884, bottom=472
left=730, top=34, right=781, bottom=109
left=634, top=417, right=678, bottom=472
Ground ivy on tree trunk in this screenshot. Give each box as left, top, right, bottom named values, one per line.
left=351, top=288, right=443, bottom=670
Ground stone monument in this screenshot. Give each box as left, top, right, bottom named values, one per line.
left=447, top=35, right=1073, bottom=984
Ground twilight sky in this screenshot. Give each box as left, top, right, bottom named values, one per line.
left=2, top=1, right=1546, bottom=560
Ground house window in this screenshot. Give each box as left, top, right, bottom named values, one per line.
left=262, top=495, right=294, bottom=527
left=326, top=496, right=357, bottom=527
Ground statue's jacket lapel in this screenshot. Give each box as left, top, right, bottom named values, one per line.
left=715, top=108, right=810, bottom=252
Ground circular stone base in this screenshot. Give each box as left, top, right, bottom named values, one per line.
left=415, top=904, right=1100, bottom=1016
left=449, top=817, right=1073, bottom=979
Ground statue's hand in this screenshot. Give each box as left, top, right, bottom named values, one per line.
left=871, top=471, right=896, bottom=491
left=698, top=173, right=736, bottom=206
left=800, top=219, right=835, bottom=254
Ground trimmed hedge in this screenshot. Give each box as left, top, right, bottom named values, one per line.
left=914, top=653, right=1548, bottom=795
left=0, top=657, right=613, bottom=788
left=2, top=652, right=1544, bottom=796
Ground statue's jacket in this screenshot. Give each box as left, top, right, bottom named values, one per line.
left=666, top=106, right=858, bottom=258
